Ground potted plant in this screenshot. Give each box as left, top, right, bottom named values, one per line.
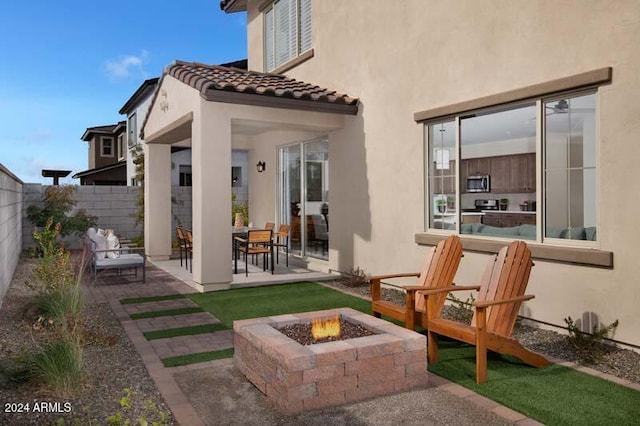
left=436, top=198, right=447, bottom=214
left=499, top=198, right=509, bottom=211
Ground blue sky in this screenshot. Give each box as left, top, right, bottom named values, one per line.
left=0, top=1, right=246, bottom=184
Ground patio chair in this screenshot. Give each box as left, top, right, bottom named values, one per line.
left=176, top=226, right=189, bottom=269
left=369, top=235, right=463, bottom=331
left=234, top=229, right=273, bottom=276
left=272, top=224, right=291, bottom=267
left=186, top=229, right=193, bottom=273
left=420, top=240, right=549, bottom=383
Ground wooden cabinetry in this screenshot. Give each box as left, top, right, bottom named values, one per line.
left=483, top=212, right=535, bottom=227
left=460, top=153, right=536, bottom=194
left=509, top=153, right=536, bottom=193
left=489, top=156, right=510, bottom=193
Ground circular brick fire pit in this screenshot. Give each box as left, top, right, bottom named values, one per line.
left=233, top=307, right=428, bottom=413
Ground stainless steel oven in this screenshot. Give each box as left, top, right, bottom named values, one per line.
left=466, top=175, right=490, bottom=193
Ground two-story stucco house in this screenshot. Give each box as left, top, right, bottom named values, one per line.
left=73, top=121, right=127, bottom=185
left=141, top=0, right=640, bottom=350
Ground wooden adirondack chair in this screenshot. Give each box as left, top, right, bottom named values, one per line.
left=369, top=235, right=463, bottom=330
left=421, top=240, right=549, bottom=384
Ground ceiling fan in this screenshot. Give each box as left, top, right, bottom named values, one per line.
left=545, top=99, right=595, bottom=115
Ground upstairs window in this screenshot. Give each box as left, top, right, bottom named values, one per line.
left=101, top=137, right=114, bottom=157
left=264, top=0, right=312, bottom=72
left=117, top=134, right=125, bottom=160
left=179, top=165, right=192, bottom=187
left=128, top=114, right=137, bottom=148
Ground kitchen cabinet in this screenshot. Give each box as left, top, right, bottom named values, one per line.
left=460, top=157, right=490, bottom=193
left=490, top=156, right=510, bottom=193
left=460, top=153, right=536, bottom=194
left=509, top=153, right=536, bottom=193
left=483, top=212, right=536, bottom=227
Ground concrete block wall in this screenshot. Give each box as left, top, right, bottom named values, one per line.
left=0, top=164, right=23, bottom=309
left=172, top=186, right=193, bottom=237
left=23, top=184, right=193, bottom=248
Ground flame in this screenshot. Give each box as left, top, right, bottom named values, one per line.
left=311, top=314, right=341, bottom=341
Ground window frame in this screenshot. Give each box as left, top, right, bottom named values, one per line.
left=117, top=134, right=125, bottom=161
left=424, top=88, right=599, bottom=249
left=128, top=113, right=138, bottom=148
left=100, top=136, right=114, bottom=158
left=263, top=0, right=312, bottom=73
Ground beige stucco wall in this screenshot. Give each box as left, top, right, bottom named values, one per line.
left=143, top=72, right=346, bottom=286
left=245, top=0, right=640, bottom=347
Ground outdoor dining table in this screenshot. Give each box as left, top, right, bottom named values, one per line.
left=232, top=227, right=274, bottom=274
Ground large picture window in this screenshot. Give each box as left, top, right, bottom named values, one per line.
left=264, top=0, right=312, bottom=72
left=425, top=91, right=597, bottom=245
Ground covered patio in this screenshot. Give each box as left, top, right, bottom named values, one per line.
left=141, top=61, right=358, bottom=291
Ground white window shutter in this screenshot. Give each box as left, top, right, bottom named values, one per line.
left=274, top=0, right=292, bottom=68
left=265, top=8, right=275, bottom=71
left=287, top=0, right=297, bottom=58
left=299, top=0, right=312, bottom=53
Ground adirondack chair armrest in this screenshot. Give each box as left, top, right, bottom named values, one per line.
left=418, top=285, right=480, bottom=296
left=473, top=294, right=535, bottom=308
left=367, top=272, right=420, bottom=282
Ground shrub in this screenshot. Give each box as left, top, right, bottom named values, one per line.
left=564, top=316, right=619, bottom=364
left=27, top=186, right=96, bottom=237
left=105, top=387, right=171, bottom=426
left=34, top=284, right=84, bottom=336
left=232, top=193, right=248, bottom=225
left=339, top=267, right=369, bottom=288
left=30, top=333, right=84, bottom=398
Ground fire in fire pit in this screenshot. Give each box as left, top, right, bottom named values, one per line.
left=312, top=313, right=340, bottom=340
left=278, top=314, right=375, bottom=345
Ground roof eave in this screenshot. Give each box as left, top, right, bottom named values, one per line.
left=72, top=161, right=126, bottom=179
left=220, top=0, right=247, bottom=13
left=119, top=78, right=160, bottom=115
left=203, top=89, right=359, bottom=116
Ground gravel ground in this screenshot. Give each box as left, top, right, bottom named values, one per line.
left=324, top=279, right=640, bottom=384
left=0, top=257, right=176, bottom=426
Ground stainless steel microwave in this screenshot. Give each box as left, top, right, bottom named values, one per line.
left=466, top=175, right=490, bottom=192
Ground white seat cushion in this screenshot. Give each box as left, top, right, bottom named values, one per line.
left=95, top=254, right=144, bottom=268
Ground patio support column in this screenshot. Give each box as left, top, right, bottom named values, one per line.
left=191, top=104, right=232, bottom=289
left=144, top=143, right=172, bottom=261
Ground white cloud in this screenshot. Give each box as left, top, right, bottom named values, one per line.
left=104, top=50, right=150, bottom=80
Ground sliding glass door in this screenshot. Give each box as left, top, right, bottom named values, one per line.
left=279, top=138, right=329, bottom=260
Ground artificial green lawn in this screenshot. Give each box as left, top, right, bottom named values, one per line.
left=428, top=339, right=640, bottom=426
left=186, top=282, right=639, bottom=425
left=188, top=281, right=372, bottom=329
left=120, top=294, right=187, bottom=304
left=129, top=306, right=204, bottom=320
left=162, top=348, right=234, bottom=368
left=143, top=323, right=230, bottom=340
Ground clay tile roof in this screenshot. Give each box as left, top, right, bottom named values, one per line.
left=167, top=60, right=359, bottom=113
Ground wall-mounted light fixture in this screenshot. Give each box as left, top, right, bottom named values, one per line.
left=256, top=161, right=266, bottom=173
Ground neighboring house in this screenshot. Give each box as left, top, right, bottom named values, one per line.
left=73, top=122, right=127, bottom=185
left=120, top=64, right=248, bottom=191
left=142, top=0, right=640, bottom=349
left=118, top=78, right=159, bottom=186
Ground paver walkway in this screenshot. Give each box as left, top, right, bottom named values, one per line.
left=134, top=312, right=221, bottom=332
left=83, top=263, right=550, bottom=426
